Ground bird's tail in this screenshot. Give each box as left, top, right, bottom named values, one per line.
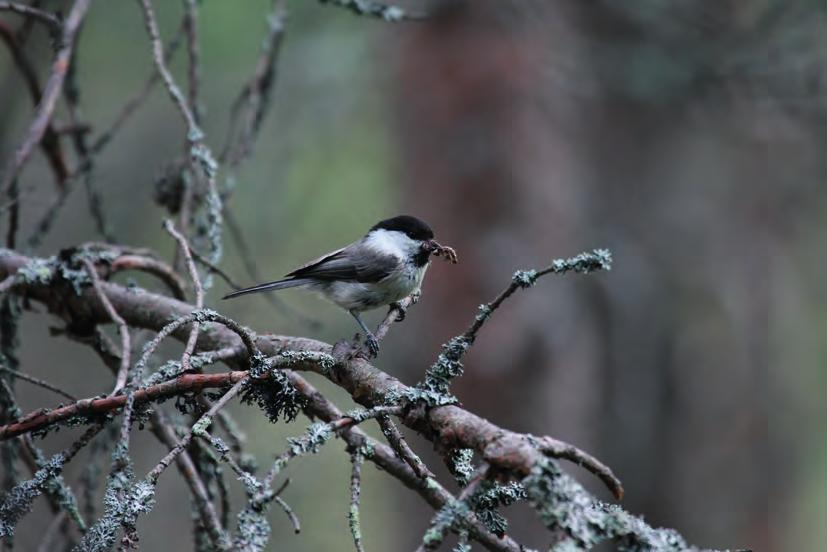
left=222, top=278, right=311, bottom=300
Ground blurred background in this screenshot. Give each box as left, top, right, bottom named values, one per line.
left=0, top=0, right=816, bottom=550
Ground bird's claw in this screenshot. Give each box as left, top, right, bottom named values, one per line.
left=364, top=333, right=380, bottom=358
left=390, top=301, right=407, bottom=322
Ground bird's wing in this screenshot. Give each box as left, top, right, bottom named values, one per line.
left=286, top=244, right=396, bottom=283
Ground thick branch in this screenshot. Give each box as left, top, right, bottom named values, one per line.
left=0, top=249, right=622, bottom=499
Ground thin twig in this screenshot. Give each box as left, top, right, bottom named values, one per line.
left=224, top=210, right=320, bottom=330
left=463, top=250, right=612, bottom=347
left=286, top=372, right=521, bottom=552
left=220, top=0, right=287, bottom=167
left=0, top=371, right=249, bottom=441
left=0, top=21, right=70, bottom=188
left=182, top=0, right=202, bottom=125
left=0, top=1, right=61, bottom=30
left=36, top=511, right=67, bottom=552
left=0, top=366, right=76, bottom=401
left=190, top=247, right=241, bottom=290
left=82, top=258, right=131, bottom=395
left=115, top=308, right=257, bottom=454
left=136, top=0, right=199, bottom=137
left=137, top=0, right=222, bottom=250
left=535, top=436, right=624, bottom=502
left=110, top=254, right=187, bottom=300
left=0, top=0, right=92, bottom=198
left=63, top=48, right=115, bottom=243
left=151, top=409, right=230, bottom=549
left=146, top=378, right=246, bottom=484
left=377, top=413, right=433, bottom=479
left=163, top=220, right=203, bottom=372
left=348, top=449, right=365, bottom=552
left=274, top=495, right=301, bottom=534
left=262, top=405, right=405, bottom=487
left=88, top=21, right=186, bottom=155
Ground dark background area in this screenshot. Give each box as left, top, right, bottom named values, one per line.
left=1, top=1, right=816, bottom=550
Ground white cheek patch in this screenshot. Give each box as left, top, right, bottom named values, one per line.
left=364, top=229, right=419, bottom=258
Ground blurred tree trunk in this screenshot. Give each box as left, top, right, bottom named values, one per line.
left=392, top=1, right=773, bottom=548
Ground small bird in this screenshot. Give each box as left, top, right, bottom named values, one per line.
left=223, top=215, right=457, bottom=357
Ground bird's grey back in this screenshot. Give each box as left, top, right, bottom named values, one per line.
left=286, top=240, right=398, bottom=283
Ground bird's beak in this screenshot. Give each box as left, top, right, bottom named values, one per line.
left=426, top=240, right=459, bottom=264
left=424, top=239, right=439, bottom=252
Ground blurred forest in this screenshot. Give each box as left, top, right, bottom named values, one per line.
left=0, top=0, right=819, bottom=550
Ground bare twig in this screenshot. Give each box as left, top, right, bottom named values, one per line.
left=0, top=21, right=70, bottom=187
left=89, top=21, right=186, bottom=155
left=0, top=0, right=92, bottom=198
left=163, top=220, right=203, bottom=372
left=136, top=0, right=199, bottom=139
left=36, top=511, right=67, bottom=552
left=0, top=366, right=76, bottom=401
left=190, top=247, right=241, bottom=290
left=224, top=210, right=320, bottom=330
left=377, top=413, right=433, bottom=479
left=0, top=1, right=61, bottom=30
left=62, top=49, right=115, bottom=243
left=273, top=494, right=301, bottom=534
left=150, top=410, right=230, bottom=549
left=136, top=0, right=222, bottom=249
left=82, top=259, right=131, bottom=395
left=220, top=0, right=287, bottom=167
left=182, top=0, right=201, bottom=124
left=109, top=254, right=187, bottom=300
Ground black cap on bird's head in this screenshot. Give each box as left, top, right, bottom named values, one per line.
left=370, top=215, right=434, bottom=242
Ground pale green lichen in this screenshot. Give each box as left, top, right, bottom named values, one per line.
left=317, top=0, right=412, bottom=22
left=421, top=497, right=470, bottom=550
left=523, top=458, right=692, bottom=551
left=548, top=249, right=612, bottom=275
left=512, top=269, right=538, bottom=288
left=449, top=449, right=475, bottom=487
left=469, top=481, right=526, bottom=537
left=0, top=454, right=68, bottom=538
left=232, top=508, right=270, bottom=552
left=191, top=416, right=214, bottom=436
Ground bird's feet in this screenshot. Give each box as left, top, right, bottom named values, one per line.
left=362, top=332, right=380, bottom=358
left=390, top=301, right=407, bottom=322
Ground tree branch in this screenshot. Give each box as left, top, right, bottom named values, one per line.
left=0, top=249, right=623, bottom=500
left=0, top=0, right=91, bottom=197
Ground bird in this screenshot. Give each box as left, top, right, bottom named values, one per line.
left=222, top=215, right=457, bottom=357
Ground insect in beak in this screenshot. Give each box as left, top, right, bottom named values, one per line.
left=426, top=240, right=458, bottom=264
